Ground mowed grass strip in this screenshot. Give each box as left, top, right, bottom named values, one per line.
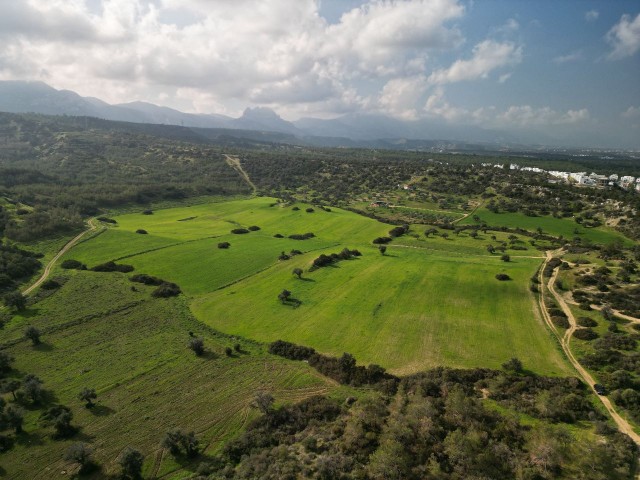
left=460, top=208, right=631, bottom=245
left=1, top=273, right=336, bottom=479
left=192, top=245, right=570, bottom=377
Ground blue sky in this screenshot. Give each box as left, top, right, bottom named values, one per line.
left=0, top=0, right=638, bottom=147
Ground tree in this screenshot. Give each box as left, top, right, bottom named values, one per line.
left=441, top=232, right=449, bottom=240
left=225, top=347, right=233, bottom=357
left=601, top=305, right=614, bottom=321
left=78, top=387, right=97, bottom=408
left=1, top=379, right=20, bottom=401
left=5, top=405, right=24, bottom=433
left=162, top=429, right=183, bottom=455
left=4, top=291, right=26, bottom=311
left=0, top=351, right=13, bottom=374
left=424, top=228, right=438, bottom=238
left=378, top=245, right=387, bottom=255
left=486, top=244, right=495, bottom=254
left=181, top=431, right=200, bottom=458
left=188, top=337, right=205, bottom=356
left=64, top=443, right=95, bottom=473
left=24, top=325, right=41, bottom=346
left=22, top=374, right=44, bottom=404
left=500, top=254, right=510, bottom=262
left=252, top=391, right=275, bottom=414
left=292, top=267, right=303, bottom=279
left=502, top=357, right=523, bottom=373
left=278, top=289, right=291, bottom=304
left=119, top=447, right=144, bottom=479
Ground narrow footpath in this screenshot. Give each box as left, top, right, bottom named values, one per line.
left=539, top=251, right=640, bottom=445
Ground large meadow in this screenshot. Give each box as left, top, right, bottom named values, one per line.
left=67, top=197, right=570, bottom=376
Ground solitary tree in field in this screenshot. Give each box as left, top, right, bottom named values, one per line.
left=22, top=374, right=44, bottom=404
left=486, top=244, right=495, bottom=254
left=162, top=429, right=183, bottom=455
left=500, top=254, right=511, bottom=262
left=78, top=387, right=97, bottom=408
left=278, top=289, right=291, bottom=304
left=119, top=447, right=144, bottom=480
left=4, top=291, right=26, bottom=311
left=24, top=326, right=41, bottom=346
left=292, top=267, right=303, bottom=279
left=188, top=337, right=205, bottom=356
left=181, top=431, right=200, bottom=457
left=64, top=443, right=95, bottom=474
left=441, top=232, right=449, bottom=240
left=252, top=391, right=275, bottom=414
left=378, top=245, right=387, bottom=255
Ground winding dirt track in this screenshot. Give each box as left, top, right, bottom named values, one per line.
left=22, top=219, right=99, bottom=296
left=540, top=251, right=640, bottom=445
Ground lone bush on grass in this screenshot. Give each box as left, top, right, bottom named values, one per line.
left=24, top=325, right=41, bottom=345
left=78, top=387, right=97, bottom=408
left=188, top=337, right=205, bottom=356
left=119, top=447, right=144, bottom=479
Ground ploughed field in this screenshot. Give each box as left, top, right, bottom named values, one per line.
left=68, top=197, right=570, bottom=376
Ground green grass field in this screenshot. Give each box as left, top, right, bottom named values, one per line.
left=61, top=197, right=570, bottom=377
left=460, top=208, right=631, bottom=246
left=1, top=272, right=337, bottom=478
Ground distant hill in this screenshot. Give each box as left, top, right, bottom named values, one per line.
left=0, top=80, right=632, bottom=149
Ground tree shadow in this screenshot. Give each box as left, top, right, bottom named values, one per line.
left=282, top=298, right=303, bottom=308
left=381, top=253, right=398, bottom=258
left=297, top=277, right=315, bottom=282
left=32, top=342, right=54, bottom=352
left=201, top=350, right=219, bottom=361
left=15, top=308, right=41, bottom=318
left=15, top=431, right=45, bottom=446
left=89, top=405, right=115, bottom=417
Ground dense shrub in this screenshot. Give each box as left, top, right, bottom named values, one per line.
left=388, top=225, right=409, bottom=238
left=129, top=274, right=164, bottom=286
left=97, top=217, right=117, bottom=224
left=90, top=261, right=134, bottom=273
left=231, top=228, right=249, bottom=234
left=151, top=282, right=181, bottom=298
left=218, top=242, right=231, bottom=249
left=248, top=226, right=261, bottom=231
left=40, top=279, right=60, bottom=290
left=60, top=259, right=86, bottom=270
left=273, top=233, right=284, bottom=238
left=551, top=316, right=570, bottom=328
left=574, top=328, right=599, bottom=341
left=269, top=340, right=316, bottom=360
left=577, top=316, right=598, bottom=327
left=288, top=233, right=315, bottom=240
left=495, top=273, right=511, bottom=281
left=135, top=229, right=148, bottom=234
left=305, top=207, right=314, bottom=213
left=372, top=236, right=392, bottom=244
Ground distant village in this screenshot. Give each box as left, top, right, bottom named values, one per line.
left=481, top=163, right=640, bottom=192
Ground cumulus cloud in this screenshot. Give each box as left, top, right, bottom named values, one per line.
left=427, top=40, right=522, bottom=85
left=0, top=0, right=471, bottom=116
left=585, top=10, right=599, bottom=22
left=606, top=13, right=640, bottom=60
left=497, top=106, right=590, bottom=126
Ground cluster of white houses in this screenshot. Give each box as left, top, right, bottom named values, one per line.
left=498, top=163, right=640, bottom=192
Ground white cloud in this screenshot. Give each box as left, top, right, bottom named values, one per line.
left=0, top=0, right=470, bottom=116
left=622, top=106, right=640, bottom=118
left=585, top=10, right=599, bottom=22
left=498, top=73, right=512, bottom=83
left=552, top=51, right=582, bottom=64
left=427, top=40, right=522, bottom=85
left=378, top=75, right=429, bottom=120
left=606, top=13, right=640, bottom=60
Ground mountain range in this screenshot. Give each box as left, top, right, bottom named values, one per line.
left=0, top=80, right=624, bottom=150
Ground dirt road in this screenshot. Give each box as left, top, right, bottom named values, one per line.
left=22, top=219, right=99, bottom=296
left=224, top=154, right=257, bottom=194
left=540, top=251, right=640, bottom=445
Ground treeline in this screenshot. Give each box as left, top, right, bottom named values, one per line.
left=268, top=340, right=397, bottom=393
left=0, top=241, right=41, bottom=293
left=195, top=366, right=637, bottom=479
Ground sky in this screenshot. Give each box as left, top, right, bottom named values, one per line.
left=0, top=0, right=639, bottom=146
